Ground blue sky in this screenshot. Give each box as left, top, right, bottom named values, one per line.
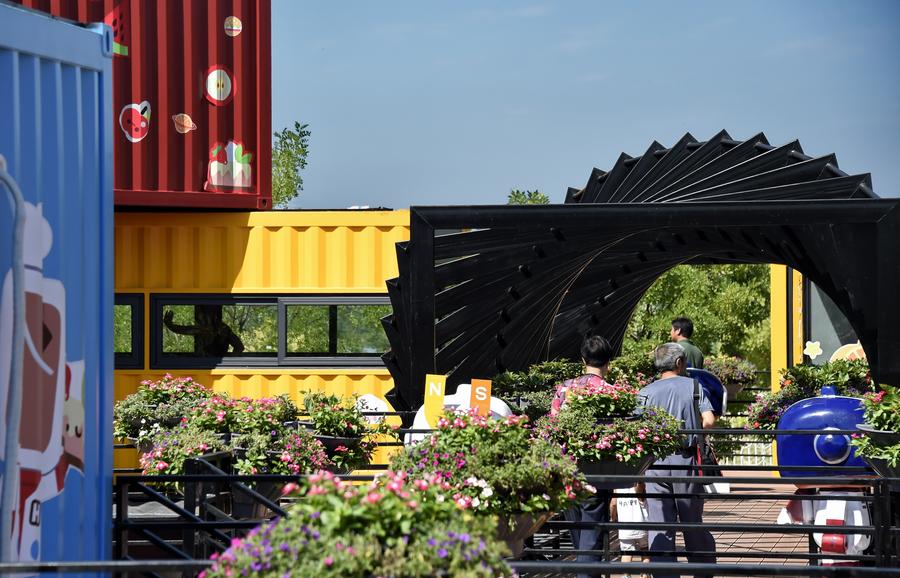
left=272, top=1, right=900, bottom=209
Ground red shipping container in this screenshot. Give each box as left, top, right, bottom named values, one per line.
left=16, top=0, right=272, bottom=210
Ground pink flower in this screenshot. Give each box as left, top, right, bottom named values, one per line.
left=323, top=556, right=334, bottom=567
left=365, top=492, right=382, bottom=504
left=155, top=461, right=168, bottom=471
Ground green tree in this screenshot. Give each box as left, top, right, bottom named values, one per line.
left=272, top=121, right=310, bottom=208
left=507, top=189, right=550, bottom=205
left=622, top=264, right=771, bottom=370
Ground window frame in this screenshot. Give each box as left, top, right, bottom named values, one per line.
left=114, top=293, right=144, bottom=369
left=149, top=294, right=390, bottom=369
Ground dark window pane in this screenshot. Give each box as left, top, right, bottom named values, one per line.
left=114, top=304, right=132, bottom=354
left=336, top=305, right=391, bottom=354
left=809, top=283, right=858, bottom=365
left=286, top=305, right=329, bottom=354
left=162, top=305, right=196, bottom=353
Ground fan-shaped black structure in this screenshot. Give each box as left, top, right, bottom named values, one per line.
left=383, top=131, right=900, bottom=411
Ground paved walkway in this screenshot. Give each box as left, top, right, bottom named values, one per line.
left=527, top=471, right=853, bottom=577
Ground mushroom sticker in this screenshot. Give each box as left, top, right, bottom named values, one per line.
left=119, top=101, right=151, bottom=143
left=205, top=65, right=234, bottom=106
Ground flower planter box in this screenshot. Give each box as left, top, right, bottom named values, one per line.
left=856, top=424, right=900, bottom=447
left=497, top=511, right=553, bottom=558
left=578, top=454, right=655, bottom=489
left=860, top=456, right=900, bottom=491
left=314, top=434, right=362, bottom=457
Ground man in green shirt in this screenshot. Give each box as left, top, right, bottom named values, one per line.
left=670, top=317, right=704, bottom=369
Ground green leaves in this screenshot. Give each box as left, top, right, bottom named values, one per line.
left=506, top=189, right=550, bottom=205
left=272, top=120, right=311, bottom=208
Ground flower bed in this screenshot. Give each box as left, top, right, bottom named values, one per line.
left=303, top=392, right=396, bottom=472
left=113, top=375, right=213, bottom=442
left=201, top=471, right=513, bottom=578
left=852, top=385, right=900, bottom=471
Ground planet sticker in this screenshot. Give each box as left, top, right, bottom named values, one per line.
left=205, top=65, right=233, bottom=106
left=224, top=16, right=243, bottom=37
left=119, top=101, right=151, bottom=143
left=171, top=113, right=197, bottom=134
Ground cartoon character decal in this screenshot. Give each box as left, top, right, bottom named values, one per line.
left=224, top=16, right=243, bottom=37
left=204, top=140, right=253, bottom=190
left=119, top=101, right=151, bottom=143
left=103, top=2, right=130, bottom=57
left=205, top=65, right=234, bottom=106
left=0, top=202, right=85, bottom=563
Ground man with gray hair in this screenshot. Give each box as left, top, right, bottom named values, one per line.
left=638, top=342, right=717, bottom=578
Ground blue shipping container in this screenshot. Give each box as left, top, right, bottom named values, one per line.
left=0, top=3, right=113, bottom=571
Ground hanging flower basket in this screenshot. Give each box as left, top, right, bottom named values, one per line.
left=578, top=454, right=655, bottom=489
left=724, top=382, right=745, bottom=401
left=496, top=511, right=554, bottom=558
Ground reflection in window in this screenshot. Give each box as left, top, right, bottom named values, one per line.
left=808, top=283, right=858, bottom=365
left=337, top=305, right=391, bottom=353
left=285, top=304, right=390, bottom=355
left=286, top=305, right=329, bottom=354
left=114, top=304, right=132, bottom=354
left=162, top=303, right=276, bottom=356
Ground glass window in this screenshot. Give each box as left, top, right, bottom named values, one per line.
left=114, top=304, right=133, bottom=354
left=286, top=305, right=330, bottom=354
left=162, top=303, right=276, bottom=356
left=808, top=283, right=859, bottom=365
left=336, top=304, right=391, bottom=354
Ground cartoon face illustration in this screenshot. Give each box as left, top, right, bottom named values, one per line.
left=119, top=101, right=151, bottom=143
left=205, top=66, right=233, bottom=106
left=224, top=16, right=243, bottom=37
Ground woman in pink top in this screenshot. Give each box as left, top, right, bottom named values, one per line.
left=555, top=334, right=616, bottom=578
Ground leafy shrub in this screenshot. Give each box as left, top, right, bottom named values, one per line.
left=704, top=355, right=757, bottom=385
left=232, top=430, right=331, bottom=476
left=140, top=425, right=226, bottom=479
left=607, top=350, right=656, bottom=388
left=851, top=385, right=900, bottom=467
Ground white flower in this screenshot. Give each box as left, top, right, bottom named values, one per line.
left=465, top=476, right=479, bottom=486
left=481, top=486, right=493, bottom=498
left=471, top=497, right=481, bottom=508
left=585, top=484, right=597, bottom=494
left=436, top=494, right=445, bottom=503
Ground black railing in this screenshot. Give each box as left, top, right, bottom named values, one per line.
left=108, top=426, right=900, bottom=577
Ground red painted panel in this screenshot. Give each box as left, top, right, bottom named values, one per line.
left=16, top=0, right=272, bottom=210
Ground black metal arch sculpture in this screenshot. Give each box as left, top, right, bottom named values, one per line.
left=383, top=131, right=900, bottom=411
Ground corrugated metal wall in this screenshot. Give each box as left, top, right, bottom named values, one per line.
left=0, top=3, right=113, bottom=567
left=16, top=0, right=272, bottom=210
left=114, top=211, right=410, bottom=293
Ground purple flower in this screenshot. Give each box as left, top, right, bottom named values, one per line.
left=427, top=538, right=437, bottom=546
left=437, top=548, right=448, bottom=558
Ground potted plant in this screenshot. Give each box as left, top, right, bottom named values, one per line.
left=302, top=392, right=394, bottom=472
left=113, top=375, right=212, bottom=451
left=200, top=470, right=513, bottom=578
left=538, top=404, right=682, bottom=483
left=852, top=385, right=900, bottom=479
left=704, top=355, right=757, bottom=399
left=390, top=411, right=593, bottom=557
left=139, top=424, right=227, bottom=494
left=606, top=350, right=657, bottom=389
left=746, top=359, right=873, bottom=430
left=230, top=429, right=332, bottom=519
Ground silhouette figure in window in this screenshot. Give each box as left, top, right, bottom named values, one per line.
left=163, top=306, right=244, bottom=356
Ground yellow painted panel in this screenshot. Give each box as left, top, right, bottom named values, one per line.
left=114, top=210, right=410, bottom=294
left=770, top=265, right=788, bottom=393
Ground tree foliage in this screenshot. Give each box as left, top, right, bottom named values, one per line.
left=623, top=264, right=771, bottom=369
left=272, top=121, right=310, bottom=208
left=507, top=189, right=550, bottom=205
